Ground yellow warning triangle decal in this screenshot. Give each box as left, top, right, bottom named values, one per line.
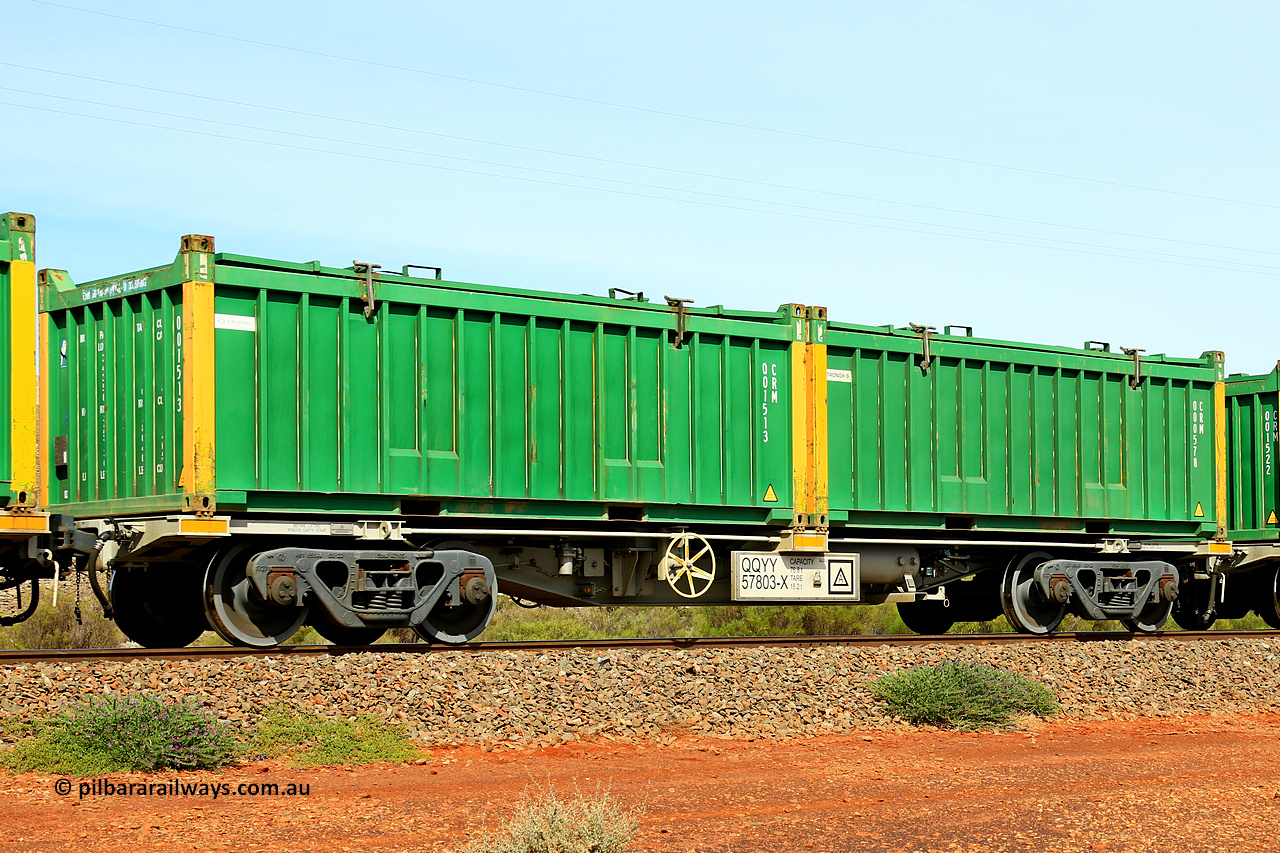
left=1269, top=510, right=1278, bottom=525
left=1194, top=502, right=1205, bottom=518
left=763, top=484, right=778, bottom=503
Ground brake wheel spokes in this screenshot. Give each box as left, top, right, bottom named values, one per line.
left=663, top=533, right=717, bottom=599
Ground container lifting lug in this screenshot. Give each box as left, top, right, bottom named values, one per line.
left=401, top=264, right=442, bottom=280
left=665, top=296, right=694, bottom=348
left=608, top=287, right=645, bottom=302
left=353, top=261, right=381, bottom=319
left=909, top=323, right=936, bottom=374
left=1122, top=347, right=1145, bottom=390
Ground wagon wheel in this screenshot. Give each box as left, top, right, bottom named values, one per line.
left=0, top=574, right=40, bottom=628
left=111, top=563, right=209, bottom=648
left=1121, top=598, right=1173, bottom=633
left=310, top=616, right=386, bottom=646
left=661, top=532, right=716, bottom=599
left=412, top=560, right=497, bottom=645
left=1256, top=566, right=1280, bottom=630
left=896, top=600, right=954, bottom=635
left=204, top=544, right=308, bottom=648
left=412, top=595, right=495, bottom=645
left=1000, top=551, right=1065, bottom=635
left=1172, top=573, right=1217, bottom=630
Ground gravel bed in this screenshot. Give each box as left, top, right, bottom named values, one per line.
left=0, top=638, right=1277, bottom=747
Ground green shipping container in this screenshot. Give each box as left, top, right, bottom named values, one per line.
left=1225, top=366, right=1280, bottom=540
left=40, top=238, right=805, bottom=525
left=822, top=322, right=1224, bottom=538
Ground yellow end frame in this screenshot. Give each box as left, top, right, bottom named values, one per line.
left=9, top=233, right=38, bottom=509
left=788, top=306, right=830, bottom=532
left=178, top=235, right=217, bottom=511
left=790, top=306, right=809, bottom=523
left=1214, top=379, right=1227, bottom=540
left=808, top=307, right=828, bottom=524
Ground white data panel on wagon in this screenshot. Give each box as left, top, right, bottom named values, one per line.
left=730, top=552, right=859, bottom=601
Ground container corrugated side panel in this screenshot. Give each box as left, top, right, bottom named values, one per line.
left=1225, top=370, right=1279, bottom=539
left=43, top=267, right=186, bottom=512
left=825, top=325, right=1220, bottom=534
left=211, top=260, right=797, bottom=520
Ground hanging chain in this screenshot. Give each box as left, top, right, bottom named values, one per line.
left=73, top=557, right=83, bottom=626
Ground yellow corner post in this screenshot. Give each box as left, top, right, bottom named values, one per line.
left=37, top=308, right=49, bottom=508
left=808, top=307, right=829, bottom=527
left=7, top=213, right=38, bottom=509
left=787, top=304, right=831, bottom=538
left=1214, top=377, right=1228, bottom=540
left=788, top=305, right=810, bottom=526
left=179, top=235, right=217, bottom=512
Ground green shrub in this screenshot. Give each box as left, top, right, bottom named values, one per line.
left=464, top=786, right=642, bottom=853
left=0, top=594, right=123, bottom=650
left=695, top=603, right=908, bottom=636
left=2, top=694, right=237, bottom=775
left=192, top=624, right=324, bottom=647
left=483, top=597, right=919, bottom=641
left=283, top=625, right=325, bottom=645
left=378, top=627, right=421, bottom=643
left=252, top=707, right=421, bottom=767
left=870, top=660, right=1059, bottom=730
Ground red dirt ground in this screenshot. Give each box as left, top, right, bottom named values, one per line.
left=2, top=714, right=1279, bottom=853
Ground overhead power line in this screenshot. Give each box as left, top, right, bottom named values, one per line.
left=4, top=61, right=1277, bottom=261
left=10, top=84, right=1280, bottom=267
left=29, top=0, right=1280, bottom=212
left=6, top=84, right=1277, bottom=273
left=2, top=98, right=1276, bottom=279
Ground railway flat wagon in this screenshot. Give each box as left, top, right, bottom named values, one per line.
left=33, top=226, right=1235, bottom=647
left=819, top=322, right=1229, bottom=634
left=39, top=236, right=811, bottom=646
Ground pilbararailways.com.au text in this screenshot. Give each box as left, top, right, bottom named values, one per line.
left=54, top=778, right=311, bottom=799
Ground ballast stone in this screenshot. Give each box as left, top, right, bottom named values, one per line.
left=0, top=640, right=1278, bottom=747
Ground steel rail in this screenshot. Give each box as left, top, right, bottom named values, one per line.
left=2, top=629, right=1279, bottom=665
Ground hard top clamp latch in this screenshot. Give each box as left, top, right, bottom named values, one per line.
left=665, top=296, right=693, bottom=348
left=353, top=261, right=381, bottom=319
left=1122, top=347, right=1146, bottom=390
left=909, top=323, right=936, bottom=374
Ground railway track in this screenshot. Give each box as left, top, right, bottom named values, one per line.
left=3, top=628, right=1279, bottom=664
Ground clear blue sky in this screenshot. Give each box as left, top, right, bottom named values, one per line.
left=6, top=1, right=1278, bottom=372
